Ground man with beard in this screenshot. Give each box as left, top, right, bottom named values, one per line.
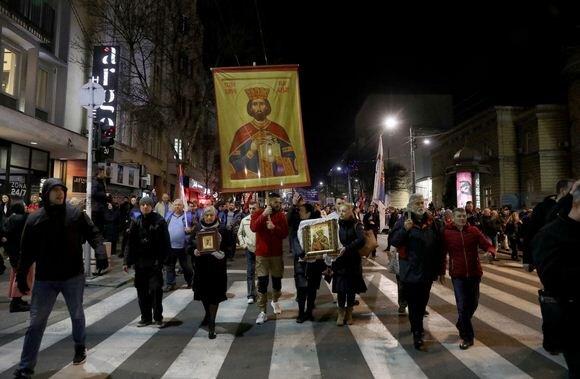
left=251, top=192, right=289, bottom=324
left=390, top=193, right=445, bottom=351
left=228, top=87, right=297, bottom=179
left=13, top=179, right=108, bottom=378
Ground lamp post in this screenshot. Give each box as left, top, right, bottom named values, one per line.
left=409, top=124, right=416, bottom=193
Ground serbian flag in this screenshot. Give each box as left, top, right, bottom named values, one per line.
left=177, top=164, right=189, bottom=228
left=372, top=138, right=387, bottom=231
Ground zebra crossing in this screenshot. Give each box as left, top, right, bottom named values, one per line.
left=0, top=260, right=570, bottom=378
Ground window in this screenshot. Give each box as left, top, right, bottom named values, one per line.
left=2, top=48, right=20, bottom=96
left=10, top=144, right=29, bottom=168
left=36, top=68, right=49, bottom=110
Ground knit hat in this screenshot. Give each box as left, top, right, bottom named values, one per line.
left=139, top=196, right=154, bottom=206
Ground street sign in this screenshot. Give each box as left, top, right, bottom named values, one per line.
left=79, top=81, right=105, bottom=110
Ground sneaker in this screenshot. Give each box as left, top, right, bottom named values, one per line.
left=13, top=368, right=33, bottom=378
left=247, top=298, right=255, bottom=304
left=163, top=284, right=177, bottom=292
left=9, top=302, right=30, bottom=313
left=270, top=301, right=282, bottom=314
left=154, top=320, right=164, bottom=328
left=256, top=311, right=267, bottom=324
left=73, top=345, right=87, bottom=365
left=137, top=319, right=152, bottom=327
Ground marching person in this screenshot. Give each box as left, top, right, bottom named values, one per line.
left=333, top=203, right=366, bottom=326
left=154, top=193, right=173, bottom=219
left=123, top=197, right=171, bottom=328
left=163, top=199, right=194, bottom=291
left=13, top=179, right=108, bottom=378
left=251, top=192, right=289, bottom=324
left=442, top=208, right=496, bottom=350
left=1, top=202, right=30, bottom=312
left=533, top=182, right=580, bottom=377
left=189, top=206, right=228, bottom=339
left=294, top=203, right=326, bottom=323
left=237, top=201, right=258, bottom=303
left=363, top=203, right=380, bottom=258
left=390, top=193, right=444, bottom=350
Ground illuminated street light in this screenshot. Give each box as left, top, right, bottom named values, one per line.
left=319, top=181, right=324, bottom=186
left=423, top=139, right=431, bottom=145
left=336, top=166, right=342, bottom=171
left=384, top=116, right=399, bottom=130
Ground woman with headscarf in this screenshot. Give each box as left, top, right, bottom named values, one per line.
left=189, top=206, right=227, bottom=339
left=333, top=203, right=366, bottom=326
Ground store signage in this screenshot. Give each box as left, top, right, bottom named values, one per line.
left=92, top=46, right=119, bottom=144
left=72, top=176, right=87, bottom=193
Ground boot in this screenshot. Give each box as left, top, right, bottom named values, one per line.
left=336, top=307, right=346, bottom=326
left=10, top=298, right=30, bottom=313
left=345, top=307, right=354, bottom=325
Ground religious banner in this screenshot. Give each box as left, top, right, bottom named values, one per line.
left=212, top=65, right=310, bottom=192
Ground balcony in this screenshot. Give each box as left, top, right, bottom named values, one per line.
left=0, top=0, right=55, bottom=44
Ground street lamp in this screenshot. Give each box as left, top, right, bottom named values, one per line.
left=384, top=116, right=399, bottom=130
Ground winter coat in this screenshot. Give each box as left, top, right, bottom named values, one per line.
left=332, top=218, right=367, bottom=294
left=363, top=211, right=380, bottom=233
left=1, top=212, right=28, bottom=266
left=18, top=178, right=106, bottom=281
left=124, top=212, right=170, bottom=272
left=103, top=206, right=120, bottom=243
left=443, top=223, right=495, bottom=278
left=188, top=220, right=227, bottom=304
left=480, top=215, right=501, bottom=238
left=250, top=208, right=289, bottom=257
left=154, top=201, right=174, bottom=218
left=237, top=214, right=256, bottom=252
left=390, top=212, right=444, bottom=283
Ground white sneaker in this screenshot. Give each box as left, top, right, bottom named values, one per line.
left=247, top=298, right=255, bottom=304
left=271, top=300, right=282, bottom=314
left=256, top=311, right=267, bottom=324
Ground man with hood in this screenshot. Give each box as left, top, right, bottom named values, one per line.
left=13, top=179, right=108, bottom=379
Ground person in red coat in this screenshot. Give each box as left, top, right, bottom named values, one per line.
left=250, top=192, right=289, bottom=324
left=441, top=207, right=496, bottom=350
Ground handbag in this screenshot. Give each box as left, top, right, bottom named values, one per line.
left=537, top=289, right=565, bottom=354
left=358, top=229, right=378, bottom=258
left=8, top=264, right=35, bottom=298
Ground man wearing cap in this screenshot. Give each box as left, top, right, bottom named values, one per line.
left=251, top=193, right=289, bottom=324
left=123, top=196, right=171, bottom=328
left=14, top=178, right=108, bottom=378
left=228, top=87, right=297, bottom=179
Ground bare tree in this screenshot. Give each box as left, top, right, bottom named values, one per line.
left=75, top=0, right=213, bottom=169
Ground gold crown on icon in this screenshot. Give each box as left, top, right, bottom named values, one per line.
left=245, top=87, right=270, bottom=101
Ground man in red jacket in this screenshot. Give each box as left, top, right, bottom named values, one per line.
left=442, top=207, right=495, bottom=350
left=250, top=192, right=289, bottom=324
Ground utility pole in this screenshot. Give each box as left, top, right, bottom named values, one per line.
left=409, top=125, right=416, bottom=193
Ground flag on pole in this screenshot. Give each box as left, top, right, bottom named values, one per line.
left=372, top=137, right=386, bottom=231
left=177, top=164, right=189, bottom=228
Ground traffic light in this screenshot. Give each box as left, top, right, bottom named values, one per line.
left=95, top=120, right=115, bottom=147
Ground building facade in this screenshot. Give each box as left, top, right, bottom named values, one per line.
left=431, top=105, right=572, bottom=209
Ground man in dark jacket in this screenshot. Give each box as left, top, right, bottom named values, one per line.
left=390, top=193, right=444, bottom=350
left=123, top=196, right=170, bottom=328
left=442, top=208, right=496, bottom=350
left=533, top=184, right=580, bottom=378
left=13, top=178, right=108, bottom=379
left=523, top=179, right=574, bottom=271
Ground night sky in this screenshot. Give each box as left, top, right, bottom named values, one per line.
left=200, top=1, right=579, bottom=181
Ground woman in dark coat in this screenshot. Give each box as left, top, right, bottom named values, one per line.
left=1, top=202, right=29, bottom=312
left=333, top=203, right=366, bottom=326
left=103, top=201, right=120, bottom=256
left=363, top=203, right=380, bottom=258
left=505, top=211, right=523, bottom=260
left=189, top=206, right=227, bottom=339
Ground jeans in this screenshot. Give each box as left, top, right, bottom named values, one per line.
left=396, top=275, right=407, bottom=308
left=246, top=250, right=256, bottom=299
left=402, top=281, right=432, bottom=335
left=452, top=277, right=481, bottom=342
left=18, top=274, right=86, bottom=373
left=165, top=248, right=193, bottom=286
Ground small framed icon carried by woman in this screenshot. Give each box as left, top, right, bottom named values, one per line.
left=196, top=230, right=219, bottom=254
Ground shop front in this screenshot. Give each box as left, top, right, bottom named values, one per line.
left=0, top=140, right=50, bottom=203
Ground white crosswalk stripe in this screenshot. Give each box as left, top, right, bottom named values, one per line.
left=324, top=280, right=428, bottom=379
left=482, top=271, right=538, bottom=296
left=161, top=281, right=247, bottom=379
left=0, top=287, right=137, bottom=374
left=269, top=278, right=322, bottom=379
left=49, top=289, right=193, bottom=378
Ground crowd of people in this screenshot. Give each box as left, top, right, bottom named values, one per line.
left=0, top=176, right=578, bottom=378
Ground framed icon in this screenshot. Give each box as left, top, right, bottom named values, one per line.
left=302, top=219, right=339, bottom=258
left=196, top=230, right=219, bottom=254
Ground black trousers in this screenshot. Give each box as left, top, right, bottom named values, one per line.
left=564, top=349, right=579, bottom=379
left=135, top=269, right=163, bottom=322
left=396, top=275, right=407, bottom=308
left=337, top=290, right=356, bottom=308
left=402, top=281, right=432, bottom=335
